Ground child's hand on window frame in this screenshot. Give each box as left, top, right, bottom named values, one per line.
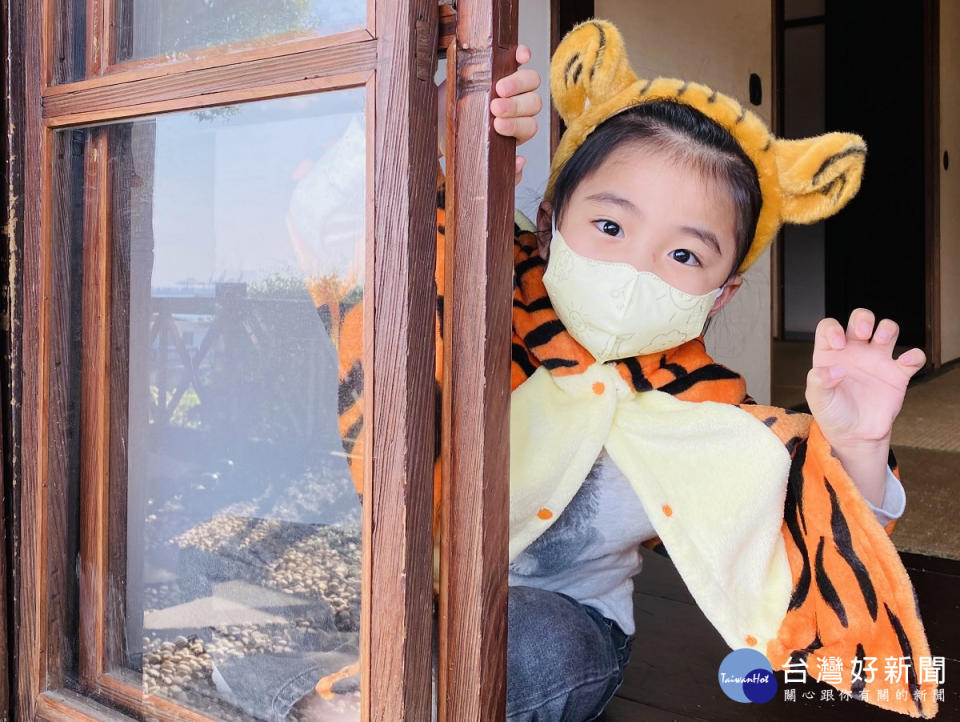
left=491, top=44, right=542, bottom=184
left=437, top=45, right=542, bottom=186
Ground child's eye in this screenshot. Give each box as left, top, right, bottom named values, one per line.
left=670, top=249, right=701, bottom=267
left=593, top=219, right=623, bottom=238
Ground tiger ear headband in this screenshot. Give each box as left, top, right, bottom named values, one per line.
left=546, top=19, right=867, bottom=275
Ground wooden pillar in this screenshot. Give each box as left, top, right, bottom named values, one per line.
left=439, top=0, right=518, bottom=719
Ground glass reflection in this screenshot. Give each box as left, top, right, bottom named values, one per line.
left=113, top=0, right=366, bottom=64
left=54, top=88, right=366, bottom=720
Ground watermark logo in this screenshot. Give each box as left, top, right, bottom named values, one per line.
left=718, top=648, right=777, bottom=703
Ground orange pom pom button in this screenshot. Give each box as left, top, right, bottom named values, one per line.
left=537, top=508, right=553, bottom=520
left=662, top=504, right=673, bottom=517
left=745, top=635, right=757, bottom=646
left=592, top=382, right=605, bottom=395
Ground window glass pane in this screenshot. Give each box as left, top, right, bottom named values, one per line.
left=51, top=87, right=366, bottom=720
left=113, top=0, right=366, bottom=64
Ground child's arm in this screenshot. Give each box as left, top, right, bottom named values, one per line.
left=803, top=309, right=925, bottom=512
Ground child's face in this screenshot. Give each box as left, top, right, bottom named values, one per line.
left=553, top=143, right=740, bottom=299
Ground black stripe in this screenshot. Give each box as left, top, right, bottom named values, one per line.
left=656, top=363, right=741, bottom=396
left=316, top=305, right=333, bottom=337
left=658, top=353, right=687, bottom=378
left=436, top=295, right=444, bottom=330
left=786, top=441, right=812, bottom=612
left=850, top=643, right=867, bottom=700
left=815, top=535, right=848, bottom=627
left=524, top=319, right=566, bottom=349
left=564, top=52, right=580, bottom=86
left=786, top=435, right=803, bottom=457
left=513, top=295, right=553, bottom=312
left=338, top=361, right=363, bottom=416
left=619, top=357, right=653, bottom=392
left=819, top=172, right=847, bottom=197
left=590, top=22, right=607, bottom=79
left=541, top=357, right=580, bottom=370
left=677, top=80, right=689, bottom=97
left=787, top=631, right=823, bottom=670
left=512, top=343, right=538, bottom=378
left=884, top=602, right=924, bottom=715
left=515, top=255, right=544, bottom=279
left=572, top=62, right=583, bottom=85
left=812, top=146, right=867, bottom=185
left=825, top=478, right=879, bottom=621
left=342, top=416, right=363, bottom=455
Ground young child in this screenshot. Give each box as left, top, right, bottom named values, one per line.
left=315, top=19, right=939, bottom=722
left=501, top=19, right=936, bottom=720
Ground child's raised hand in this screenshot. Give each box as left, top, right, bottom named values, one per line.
left=805, top=308, right=926, bottom=450
left=490, top=44, right=542, bottom=184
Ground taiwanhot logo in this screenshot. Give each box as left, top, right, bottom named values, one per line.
left=717, top=648, right=777, bottom=703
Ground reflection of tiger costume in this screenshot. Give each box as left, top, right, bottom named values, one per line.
left=312, top=175, right=936, bottom=717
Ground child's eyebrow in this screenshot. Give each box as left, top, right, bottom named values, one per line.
left=678, top=226, right=722, bottom=256
left=585, top=191, right=643, bottom=215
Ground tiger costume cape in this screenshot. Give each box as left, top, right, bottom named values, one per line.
left=305, top=184, right=937, bottom=716
left=304, top=17, right=938, bottom=716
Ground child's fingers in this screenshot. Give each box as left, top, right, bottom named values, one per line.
left=515, top=44, right=532, bottom=66
left=846, top=307, right=876, bottom=342
left=490, top=93, right=543, bottom=120
left=805, top=366, right=845, bottom=413
left=896, top=347, right=926, bottom=375
left=871, top=318, right=900, bottom=348
left=494, top=116, right=537, bottom=144
left=496, top=68, right=541, bottom=98
left=814, top=316, right=846, bottom=354
left=515, top=156, right=526, bottom=185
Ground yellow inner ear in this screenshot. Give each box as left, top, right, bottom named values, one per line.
left=775, top=133, right=867, bottom=225
left=550, top=19, right=639, bottom=127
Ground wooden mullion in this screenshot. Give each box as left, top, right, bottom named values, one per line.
left=43, top=39, right=377, bottom=122
left=86, top=671, right=220, bottom=722
left=37, top=690, right=135, bottom=722
left=20, top=1, right=54, bottom=718
left=367, top=0, right=438, bottom=719
left=44, top=70, right=371, bottom=128
left=439, top=5, right=456, bottom=53
left=85, top=0, right=105, bottom=75
left=439, top=0, right=517, bottom=720
left=77, top=128, right=111, bottom=690
left=47, top=28, right=374, bottom=95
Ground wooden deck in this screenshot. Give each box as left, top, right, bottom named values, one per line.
left=598, top=546, right=960, bottom=721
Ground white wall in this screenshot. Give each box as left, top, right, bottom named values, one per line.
left=595, top=0, right=774, bottom=403
left=941, top=0, right=960, bottom=364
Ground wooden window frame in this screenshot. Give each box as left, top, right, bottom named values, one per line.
left=13, top=0, right=458, bottom=720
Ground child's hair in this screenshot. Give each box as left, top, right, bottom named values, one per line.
left=550, top=99, right=763, bottom=285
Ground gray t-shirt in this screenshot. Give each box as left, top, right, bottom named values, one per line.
left=508, top=447, right=907, bottom=637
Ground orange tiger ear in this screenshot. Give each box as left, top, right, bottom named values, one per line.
left=549, top=19, right=638, bottom=127
left=774, top=132, right=867, bottom=224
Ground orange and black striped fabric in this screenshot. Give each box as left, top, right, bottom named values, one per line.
left=312, top=171, right=937, bottom=718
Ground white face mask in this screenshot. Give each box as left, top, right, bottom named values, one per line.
left=542, top=222, right=725, bottom=363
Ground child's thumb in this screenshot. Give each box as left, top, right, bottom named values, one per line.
left=805, top=365, right=845, bottom=405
